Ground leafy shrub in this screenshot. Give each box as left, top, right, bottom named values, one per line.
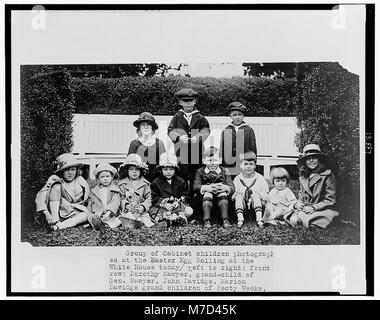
left=294, top=62, right=360, bottom=223
left=70, top=76, right=297, bottom=116
left=21, top=66, right=75, bottom=228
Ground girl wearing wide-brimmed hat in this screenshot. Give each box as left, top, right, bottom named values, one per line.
left=35, top=153, right=90, bottom=231
left=117, top=154, right=154, bottom=228
left=284, top=144, right=339, bottom=229
left=127, top=112, right=166, bottom=182
left=86, top=163, right=121, bottom=230
left=149, top=152, right=193, bottom=226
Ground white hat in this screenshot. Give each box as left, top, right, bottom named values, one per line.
left=93, top=163, right=117, bottom=178
left=158, top=153, right=178, bottom=168
left=54, top=153, right=81, bottom=173
left=119, top=154, right=148, bottom=170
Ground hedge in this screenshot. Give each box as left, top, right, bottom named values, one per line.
left=294, top=62, right=360, bottom=223
left=21, top=66, right=75, bottom=228
left=70, top=76, right=297, bottom=116
left=20, top=63, right=361, bottom=228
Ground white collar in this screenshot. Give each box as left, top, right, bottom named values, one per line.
left=180, top=109, right=199, bottom=117
left=231, top=122, right=246, bottom=130
left=138, top=136, right=156, bottom=146
left=204, top=167, right=222, bottom=174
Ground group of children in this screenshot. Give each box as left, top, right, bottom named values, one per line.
left=35, top=88, right=339, bottom=232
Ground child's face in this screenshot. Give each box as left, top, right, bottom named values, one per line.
left=62, top=166, right=77, bottom=182
left=139, top=122, right=153, bottom=136
left=273, top=178, right=287, bottom=191
left=230, top=110, right=244, bottom=126
left=179, top=99, right=196, bottom=113
left=98, top=171, right=113, bottom=187
left=204, top=155, right=221, bottom=171
left=240, top=160, right=256, bottom=175
left=306, top=156, right=319, bottom=171
left=162, top=167, right=175, bottom=180
left=128, top=166, right=141, bottom=180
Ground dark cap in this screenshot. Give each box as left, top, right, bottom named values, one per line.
left=175, top=88, right=198, bottom=101
left=133, top=112, right=159, bottom=131
left=228, top=101, right=248, bottom=114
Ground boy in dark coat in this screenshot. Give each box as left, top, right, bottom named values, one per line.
left=220, top=102, right=257, bottom=177
left=149, top=153, right=193, bottom=225
left=168, top=88, right=210, bottom=185
left=193, top=147, right=234, bottom=228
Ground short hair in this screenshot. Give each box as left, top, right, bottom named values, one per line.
left=203, top=146, right=219, bottom=158
left=117, top=164, right=144, bottom=180
left=239, top=151, right=257, bottom=164
left=270, top=167, right=290, bottom=185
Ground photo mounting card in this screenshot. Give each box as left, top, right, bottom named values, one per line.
left=7, top=4, right=373, bottom=296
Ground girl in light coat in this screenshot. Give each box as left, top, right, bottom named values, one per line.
left=284, top=144, right=339, bottom=229
left=87, top=163, right=121, bottom=230
left=35, top=153, right=90, bottom=231
left=118, top=154, right=154, bottom=228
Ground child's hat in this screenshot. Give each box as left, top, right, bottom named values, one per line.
left=120, top=153, right=148, bottom=170
left=158, top=153, right=178, bottom=168
left=133, top=112, right=159, bottom=131
left=175, top=88, right=198, bottom=101
left=297, top=144, right=328, bottom=165
left=93, top=163, right=117, bottom=178
left=54, top=153, right=82, bottom=173
left=228, top=101, right=248, bottom=114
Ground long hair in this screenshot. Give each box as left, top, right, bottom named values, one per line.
left=298, top=158, right=327, bottom=178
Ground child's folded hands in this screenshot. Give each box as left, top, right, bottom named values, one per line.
left=102, top=210, right=111, bottom=222
left=190, top=136, right=198, bottom=144
left=303, top=206, right=315, bottom=214
left=295, top=202, right=305, bottom=210
left=202, top=184, right=214, bottom=193
left=179, top=135, right=189, bottom=143
left=215, top=183, right=230, bottom=193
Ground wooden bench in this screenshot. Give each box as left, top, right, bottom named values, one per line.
left=72, top=114, right=300, bottom=179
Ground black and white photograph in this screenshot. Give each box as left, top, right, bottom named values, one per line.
left=7, top=4, right=373, bottom=295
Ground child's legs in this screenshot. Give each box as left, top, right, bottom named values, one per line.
left=48, top=183, right=61, bottom=222
left=250, top=192, right=263, bottom=221
left=56, top=211, right=88, bottom=230
left=264, top=203, right=283, bottom=221
left=202, top=192, right=214, bottom=221
left=235, top=194, right=245, bottom=221
left=139, top=213, right=154, bottom=228
left=184, top=205, right=193, bottom=218
left=217, top=193, right=229, bottom=220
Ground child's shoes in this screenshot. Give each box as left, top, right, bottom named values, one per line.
left=237, top=220, right=244, bottom=228
left=204, top=220, right=212, bottom=228
left=92, top=216, right=105, bottom=230
left=223, top=219, right=232, bottom=228
left=257, top=220, right=264, bottom=228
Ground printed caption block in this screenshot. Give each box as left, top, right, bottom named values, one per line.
left=106, top=247, right=274, bottom=292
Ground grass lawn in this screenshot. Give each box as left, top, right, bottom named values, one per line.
left=22, top=175, right=360, bottom=246
left=22, top=220, right=359, bottom=246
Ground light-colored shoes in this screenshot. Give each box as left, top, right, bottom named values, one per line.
left=237, top=220, right=244, bottom=228
left=204, top=220, right=212, bottom=228
left=223, top=219, right=232, bottom=228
